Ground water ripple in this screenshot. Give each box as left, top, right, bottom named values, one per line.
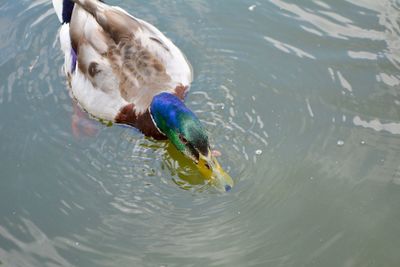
left=264, top=36, right=316, bottom=59
left=271, top=0, right=385, bottom=40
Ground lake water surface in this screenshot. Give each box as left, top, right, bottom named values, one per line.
left=1, top=0, right=400, bottom=266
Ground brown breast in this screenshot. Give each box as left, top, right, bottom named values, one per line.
left=114, top=103, right=166, bottom=140
left=114, top=86, right=189, bottom=140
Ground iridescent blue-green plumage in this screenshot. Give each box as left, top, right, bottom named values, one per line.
left=150, top=93, right=209, bottom=161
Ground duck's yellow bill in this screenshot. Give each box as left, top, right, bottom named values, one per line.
left=196, top=154, right=234, bottom=192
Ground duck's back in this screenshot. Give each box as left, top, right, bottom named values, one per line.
left=54, top=0, right=192, bottom=122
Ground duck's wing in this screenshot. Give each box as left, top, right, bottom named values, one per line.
left=69, top=0, right=192, bottom=116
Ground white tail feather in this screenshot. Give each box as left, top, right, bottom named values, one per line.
left=52, top=0, right=63, bottom=23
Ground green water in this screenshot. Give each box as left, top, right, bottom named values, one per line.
left=1, top=0, right=400, bottom=266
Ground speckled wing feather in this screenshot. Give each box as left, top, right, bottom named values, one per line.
left=69, top=0, right=192, bottom=116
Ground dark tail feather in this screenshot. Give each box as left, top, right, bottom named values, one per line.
left=52, top=0, right=75, bottom=24
left=62, top=0, right=75, bottom=23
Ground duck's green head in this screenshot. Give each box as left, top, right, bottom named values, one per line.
left=150, top=92, right=233, bottom=192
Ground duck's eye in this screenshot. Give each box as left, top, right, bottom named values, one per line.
left=204, top=163, right=211, bottom=170
left=179, top=134, right=188, bottom=144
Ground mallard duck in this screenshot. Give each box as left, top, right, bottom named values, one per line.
left=52, top=0, right=233, bottom=191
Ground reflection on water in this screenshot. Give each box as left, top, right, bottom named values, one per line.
left=1, top=0, right=400, bottom=266
left=353, top=115, right=400, bottom=135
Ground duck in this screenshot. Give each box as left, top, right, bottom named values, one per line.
left=52, top=0, right=233, bottom=192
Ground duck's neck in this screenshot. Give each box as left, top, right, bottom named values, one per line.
left=114, top=102, right=166, bottom=140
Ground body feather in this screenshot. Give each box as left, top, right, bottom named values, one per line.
left=54, top=0, right=192, bottom=124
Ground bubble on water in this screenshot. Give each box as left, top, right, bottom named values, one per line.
left=255, top=149, right=263, bottom=155
left=360, top=140, right=366, bottom=145
left=336, top=140, right=344, bottom=147
left=249, top=5, right=257, bottom=11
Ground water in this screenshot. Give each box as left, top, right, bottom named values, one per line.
left=1, top=0, right=400, bottom=266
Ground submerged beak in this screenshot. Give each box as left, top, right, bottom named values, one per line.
left=196, top=152, right=234, bottom=192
